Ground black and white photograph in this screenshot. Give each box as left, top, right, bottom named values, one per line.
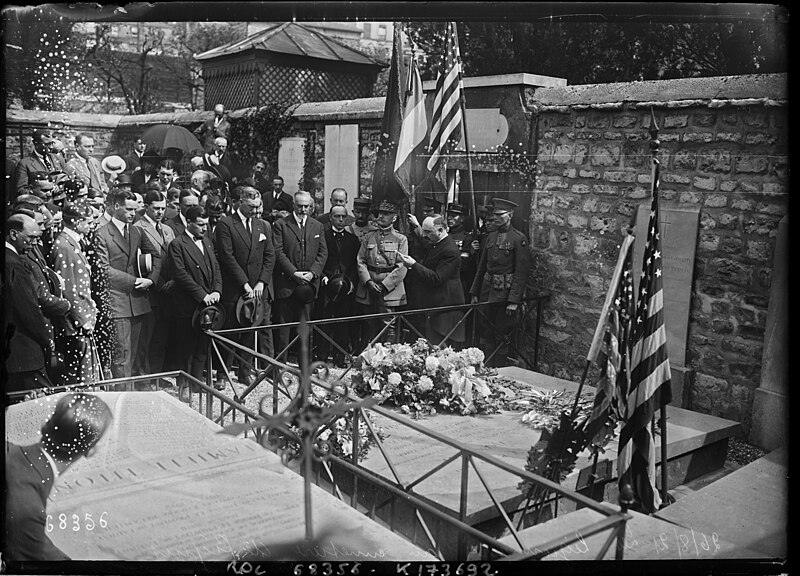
left=1, top=3, right=788, bottom=574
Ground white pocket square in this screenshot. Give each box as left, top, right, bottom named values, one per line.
left=314, top=234, right=320, bottom=238
left=259, top=233, right=266, bottom=242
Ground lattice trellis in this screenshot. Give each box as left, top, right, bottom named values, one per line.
left=205, top=68, right=257, bottom=111
left=257, top=65, right=372, bottom=105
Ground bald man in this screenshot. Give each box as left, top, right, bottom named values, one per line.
left=194, top=103, right=231, bottom=154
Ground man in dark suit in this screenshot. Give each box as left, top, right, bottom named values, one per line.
left=123, top=136, right=147, bottom=173
left=272, top=190, right=327, bottom=359
left=316, top=204, right=360, bottom=366
left=315, top=187, right=354, bottom=227
left=194, top=103, right=231, bottom=154
left=243, top=160, right=269, bottom=195
left=5, top=392, right=112, bottom=561
left=13, top=130, right=65, bottom=197
left=95, top=189, right=161, bottom=381
left=215, top=186, right=275, bottom=384
left=3, top=214, right=56, bottom=397
left=167, top=205, right=222, bottom=380
left=131, top=150, right=159, bottom=195
left=165, top=189, right=200, bottom=238
left=261, top=175, right=293, bottom=224
left=398, top=215, right=465, bottom=346
left=133, top=190, right=177, bottom=378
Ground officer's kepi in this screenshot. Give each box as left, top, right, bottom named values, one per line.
left=491, top=198, right=518, bottom=214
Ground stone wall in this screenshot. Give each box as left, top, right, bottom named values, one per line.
left=524, top=74, right=788, bottom=436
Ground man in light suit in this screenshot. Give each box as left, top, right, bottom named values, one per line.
left=5, top=392, right=112, bottom=561
left=51, top=202, right=99, bottom=386
left=13, top=129, right=65, bottom=197
left=133, top=190, right=176, bottom=378
left=96, top=189, right=161, bottom=381
left=215, top=186, right=275, bottom=384
left=398, top=216, right=466, bottom=346
left=272, top=190, right=327, bottom=359
left=66, top=133, right=108, bottom=194
left=167, top=205, right=222, bottom=380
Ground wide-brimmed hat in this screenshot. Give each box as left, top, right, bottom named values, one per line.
left=191, top=303, right=226, bottom=332
left=114, top=173, right=134, bottom=187
left=292, top=283, right=316, bottom=304
left=235, top=294, right=265, bottom=327
left=136, top=248, right=152, bottom=278
left=101, top=155, right=127, bottom=175
left=325, top=273, right=353, bottom=303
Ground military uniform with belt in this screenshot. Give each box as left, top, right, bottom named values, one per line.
left=470, top=198, right=530, bottom=366
left=355, top=200, right=408, bottom=342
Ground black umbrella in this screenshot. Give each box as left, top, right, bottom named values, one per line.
left=139, top=124, right=203, bottom=156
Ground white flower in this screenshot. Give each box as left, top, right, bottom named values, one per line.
left=425, top=356, right=440, bottom=372
left=318, top=428, right=332, bottom=441
left=417, top=376, right=434, bottom=392
left=461, top=348, right=485, bottom=365
left=388, top=372, right=402, bottom=386
left=439, top=398, right=450, bottom=407
left=369, top=377, right=382, bottom=391
left=400, top=404, right=411, bottom=414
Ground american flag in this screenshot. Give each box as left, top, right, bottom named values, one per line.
left=617, top=156, right=673, bottom=514
left=426, top=22, right=464, bottom=175
left=584, top=233, right=635, bottom=445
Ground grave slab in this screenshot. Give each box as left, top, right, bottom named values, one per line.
left=654, top=447, right=787, bottom=559
left=496, top=504, right=768, bottom=560
left=5, top=392, right=436, bottom=561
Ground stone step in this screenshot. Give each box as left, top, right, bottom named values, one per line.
left=654, top=446, right=787, bottom=558
left=496, top=503, right=768, bottom=560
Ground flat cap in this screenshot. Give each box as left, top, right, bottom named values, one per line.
left=446, top=203, right=464, bottom=214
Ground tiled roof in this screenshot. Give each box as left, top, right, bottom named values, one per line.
left=195, top=22, right=386, bottom=67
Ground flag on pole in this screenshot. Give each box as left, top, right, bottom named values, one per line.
left=583, top=232, right=635, bottom=444
left=426, top=22, right=464, bottom=177
left=617, top=156, right=673, bottom=514
left=371, top=23, right=409, bottom=207
left=394, top=52, right=428, bottom=198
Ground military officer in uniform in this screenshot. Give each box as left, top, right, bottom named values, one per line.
left=445, top=203, right=477, bottom=301
left=355, top=200, right=408, bottom=343
left=469, top=198, right=530, bottom=367
left=347, top=196, right=377, bottom=242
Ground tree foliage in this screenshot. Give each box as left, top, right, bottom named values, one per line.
left=407, top=19, right=788, bottom=84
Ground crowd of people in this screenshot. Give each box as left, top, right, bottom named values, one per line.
left=3, top=123, right=530, bottom=402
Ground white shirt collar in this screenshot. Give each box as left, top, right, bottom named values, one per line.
left=111, top=216, right=128, bottom=235
left=41, top=446, right=61, bottom=479
left=237, top=209, right=250, bottom=226
left=293, top=213, right=306, bottom=228
left=179, top=213, right=188, bottom=228
left=143, top=213, right=159, bottom=227
left=5, top=241, right=18, bottom=254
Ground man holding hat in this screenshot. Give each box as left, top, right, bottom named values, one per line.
left=167, top=205, right=223, bottom=382
left=347, top=196, right=377, bottom=242
left=272, top=190, right=328, bottom=360
left=355, top=200, right=408, bottom=342
left=317, top=204, right=360, bottom=366
left=215, top=186, right=276, bottom=385
left=66, top=134, right=108, bottom=194
left=470, top=197, right=531, bottom=367
left=100, top=155, right=127, bottom=188
left=14, top=130, right=65, bottom=196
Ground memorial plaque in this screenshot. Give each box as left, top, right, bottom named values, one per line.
left=633, top=205, right=700, bottom=366
left=324, top=124, right=359, bottom=213
left=278, top=136, right=306, bottom=195
left=5, top=392, right=435, bottom=561
left=454, top=109, right=510, bottom=152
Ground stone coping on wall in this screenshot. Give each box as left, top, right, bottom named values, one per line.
left=528, top=73, right=787, bottom=111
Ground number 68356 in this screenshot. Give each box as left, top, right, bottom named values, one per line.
left=45, top=512, right=108, bottom=532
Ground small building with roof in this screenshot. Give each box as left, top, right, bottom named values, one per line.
left=195, top=22, right=387, bottom=110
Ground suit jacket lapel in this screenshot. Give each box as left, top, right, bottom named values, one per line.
left=109, top=222, right=130, bottom=256
left=185, top=235, right=210, bottom=284
left=66, top=234, right=89, bottom=267
left=233, top=216, right=251, bottom=248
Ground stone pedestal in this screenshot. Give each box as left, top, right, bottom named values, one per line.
left=750, top=217, right=788, bottom=450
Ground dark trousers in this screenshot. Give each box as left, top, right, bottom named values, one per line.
left=172, top=315, right=208, bottom=382
left=274, top=297, right=313, bottom=360
left=4, top=367, right=53, bottom=400
left=479, top=301, right=516, bottom=367
left=220, top=297, right=274, bottom=378
left=316, top=296, right=355, bottom=364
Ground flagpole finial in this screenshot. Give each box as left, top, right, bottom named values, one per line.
left=648, top=107, right=660, bottom=158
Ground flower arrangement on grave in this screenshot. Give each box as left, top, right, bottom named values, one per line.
left=349, top=339, right=503, bottom=417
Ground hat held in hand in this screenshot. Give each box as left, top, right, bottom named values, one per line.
left=192, top=303, right=226, bottom=332
left=235, top=293, right=265, bottom=327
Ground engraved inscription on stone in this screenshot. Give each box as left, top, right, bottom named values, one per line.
left=633, top=205, right=700, bottom=366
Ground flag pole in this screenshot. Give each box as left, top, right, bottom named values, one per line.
left=451, top=23, right=477, bottom=231
left=648, top=107, right=670, bottom=509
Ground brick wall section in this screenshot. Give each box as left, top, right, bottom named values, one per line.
left=526, top=103, right=787, bottom=435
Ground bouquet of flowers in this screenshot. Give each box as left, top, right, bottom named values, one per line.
left=350, top=339, right=502, bottom=417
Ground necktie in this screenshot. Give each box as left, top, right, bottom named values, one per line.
left=195, top=237, right=204, bottom=254
left=156, top=223, right=164, bottom=242
left=43, top=154, right=52, bottom=172
left=246, top=218, right=251, bottom=235
left=122, top=224, right=129, bottom=242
